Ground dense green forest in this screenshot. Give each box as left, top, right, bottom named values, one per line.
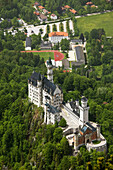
left=35, top=0, right=113, bottom=17
left=0, top=0, right=113, bottom=27
left=0, top=0, right=37, bottom=26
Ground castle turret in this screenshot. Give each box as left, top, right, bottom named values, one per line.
left=97, top=124, right=101, bottom=140
left=79, top=96, right=89, bottom=127
left=47, top=57, right=53, bottom=83
left=74, top=130, right=79, bottom=151
left=37, top=73, right=42, bottom=106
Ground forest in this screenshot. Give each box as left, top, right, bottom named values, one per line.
left=0, top=0, right=113, bottom=27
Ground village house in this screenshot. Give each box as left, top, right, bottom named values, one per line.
left=25, top=37, right=32, bottom=50
left=34, top=2, right=40, bottom=7
left=40, top=41, right=52, bottom=50
left=69, top=9, right=77, bottom=15
left=38, top=5, right=45, bottom=11
left=43, top=9, right=49, bottom=15
left=38, top=14, right=47, bottom=22
left=49, top=32, right=68, bottom=44
left=51, top=14, right=57, bottom=20
left=64, top=5, right=71, bottom=9
left=86, top=2, right=93, bottom=6
left=34, top=10, right=40, bottom=16
left=91, top=5, right=98, bottom=8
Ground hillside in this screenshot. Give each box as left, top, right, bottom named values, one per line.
left=77, top=11, right=113, bottom=36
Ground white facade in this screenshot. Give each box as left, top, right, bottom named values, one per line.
left=51, top=14, right=57, bottom=20
left=25, top=47, right=31, bottom=51
left=28, top=59, right=63, bottom=124
left=46, top=59, right=62, bottom=68
left=44, top=104, right=60, bottom=124
left=49, top=35, right=68, bottom=43
left=49, top=32, right=68, bottom=44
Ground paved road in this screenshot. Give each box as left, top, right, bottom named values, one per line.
left=61, top=108, right=78, bottom=129
left=8, top=9, right=113, bottom=37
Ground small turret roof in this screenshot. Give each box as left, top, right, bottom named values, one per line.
left=81, top=96, right=87, bottom=102
left=31, top=71, right=41, bottom=81
left=47, top=57, right=52, bottom=65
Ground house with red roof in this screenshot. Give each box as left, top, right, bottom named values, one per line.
left=86, top=2, right=93, bottom=5
left=64, top=5, right=71, bottom=9
left=49, top=32, right=68, bottom=43
left=43, top=9, right=49, bottom=15
left=34, top=2, right=40, bottom=6
left=69, top=9, right=77, bottom=14
left=34, top=10, right=40, bottom=16
left=51, top=14, right=57, bottom=20
left=38, top=5, right=45, bottom=10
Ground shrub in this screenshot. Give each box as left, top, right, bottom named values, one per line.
left=59, top=118, right=67, bottom=127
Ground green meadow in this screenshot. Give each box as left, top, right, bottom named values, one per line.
left=33, top=52, right=54, bottom=61
left=77, top=11, right=113, bottom=36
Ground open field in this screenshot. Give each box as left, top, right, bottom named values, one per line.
left=33, top=52, right=54, bottom=61
left=77, top=11, right=113, bottom=36
left=21, top=50, right=65, bottom=61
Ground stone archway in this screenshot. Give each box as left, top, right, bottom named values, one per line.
left=85, top=134, right=91, bottom=144
left=87, top=139, right=90, bottom=143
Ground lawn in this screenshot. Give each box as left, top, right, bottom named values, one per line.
left=77, top=11, right=113, bottom=36
left=92, top=140, right=101, bottom=144
left=33, top=52, right=54, bottom=61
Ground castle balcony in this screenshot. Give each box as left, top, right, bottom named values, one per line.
left=86, top=133, right=107, bottom=153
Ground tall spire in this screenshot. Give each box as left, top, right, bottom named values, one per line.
left=49, top=57, right=52, bottom=65
left=47, top=57, right=53, bottom=83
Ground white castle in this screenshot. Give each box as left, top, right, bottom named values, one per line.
left=28, top=58, right=63, bottom=124
left=28, top=58, right=107, bottom=153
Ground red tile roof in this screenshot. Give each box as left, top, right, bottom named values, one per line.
left=86, top=2, right=93, bottom=5
left=91, top=5, right=98, bottom=8
left=103, top=102, right=108, bottom=105
left=61, top=7, right=65, bottom=10
left=35, top=2, right=39, bottom=5
left=51, top=14, right=56, bottom=17
left=63, top=70, right=70, bottom=72
left=49, top=32, right=68, bottom=37
left=64, top=5, right=71, bottom=9
left=34, top=11, right=40, bottom=15
left=38, top=6, right=44, bottom=9
left=69, top=9, right=77, bottom=14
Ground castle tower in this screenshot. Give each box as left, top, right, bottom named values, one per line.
left=79, top=96, right=89, bottom=127
left=47, top=57, right=53, bottom=83
left=37, top=73, right=42, bottom=107
left=74, top=130, right=79, bottom=151
left=97, top=124, right=101, bottom=140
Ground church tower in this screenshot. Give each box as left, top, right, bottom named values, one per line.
left=47, top=57, right=53, bottom=83
left=79, top=97, right=89, bottom=127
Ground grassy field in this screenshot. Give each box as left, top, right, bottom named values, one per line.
left=77, top=11, right=113, bottom=36
left=33, top=52, right=54, bottom=61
